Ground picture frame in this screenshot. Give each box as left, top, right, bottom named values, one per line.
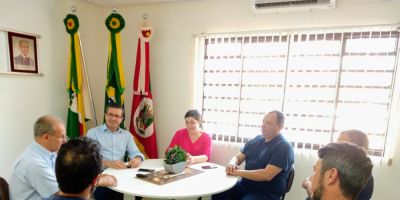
left=8, top=31, right=38, bottom=73
left=0, top=30, right=9, bottom=72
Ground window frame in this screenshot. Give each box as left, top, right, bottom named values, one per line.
left=194, top=26, right=400, bottom=162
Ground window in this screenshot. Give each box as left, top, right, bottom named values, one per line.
left=197, top=27, right=400, bottom=157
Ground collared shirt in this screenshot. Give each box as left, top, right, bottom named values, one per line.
left=240, top=134, right=294, bottom=199
left=9, top=141, right=58, bottom=200
left=44, top=193, right=87, bottom=200
left=87, top=124, right=144, bottom=164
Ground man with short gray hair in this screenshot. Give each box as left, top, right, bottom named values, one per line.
left=302, top=130, right=374, bottom=200
left=309, top=142, right=373, bottom=200
left=10, top=115, right=66, bottom=200
left=9, top=115, right=117, bottom=200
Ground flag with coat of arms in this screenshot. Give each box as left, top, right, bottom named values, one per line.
left=129, top=19, right=158, bottom=159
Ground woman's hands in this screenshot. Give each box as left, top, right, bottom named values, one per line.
left=186, top=153, right=194, bottom=165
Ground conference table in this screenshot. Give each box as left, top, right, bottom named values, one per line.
left=103, top=159, right=238, bottom=199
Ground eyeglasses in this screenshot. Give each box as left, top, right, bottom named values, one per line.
left=106, top=113, right=124, bottom=119
left=49, top=133, right=67, bottom=140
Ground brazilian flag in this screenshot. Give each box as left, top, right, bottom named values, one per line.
left=104, top=12, right=126, bottom=128
left=64, top=14, right=94, bottom=139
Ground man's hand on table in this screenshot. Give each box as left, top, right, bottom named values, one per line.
left=97, top=174, right=117, bottom=187
left=104, top=160, right=126, bottom=169
left=127, top=156, right=143, bottom=168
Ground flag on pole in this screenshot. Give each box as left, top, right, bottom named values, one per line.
left=104, top=12, right=126, bottom=127
left=64, top=14, right=94, bottom=139
left=130, top=19, right=158, bottom=159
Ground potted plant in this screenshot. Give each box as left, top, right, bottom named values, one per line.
left=164, top=145, right=187, bottom=174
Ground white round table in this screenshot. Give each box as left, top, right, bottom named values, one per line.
left=103, top=159, right=237, bottom=199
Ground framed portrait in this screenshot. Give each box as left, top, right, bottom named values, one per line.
left=8, top=32, right=38, bottom=73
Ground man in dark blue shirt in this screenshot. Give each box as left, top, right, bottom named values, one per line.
left=212, top=110, right=295, bottom=200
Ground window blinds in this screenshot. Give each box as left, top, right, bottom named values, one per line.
left=200, top=27, right=399, bottom=157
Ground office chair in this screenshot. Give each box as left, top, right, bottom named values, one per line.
left=281, top=166, right=295, bottom=200
left=0, top=177, right=9, bottom=200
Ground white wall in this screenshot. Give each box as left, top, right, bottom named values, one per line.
left=0, top=0, right=104, bottom=179
left=0, top=0, right=62, bottom=180
left=110, top=2, right=400, bottom=199
left=1, top=0, right=400, bottom=199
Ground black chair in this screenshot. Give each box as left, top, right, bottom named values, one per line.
left=0, top=177, right=9, bottom=200
left=281, top=167, right=295, bottom=200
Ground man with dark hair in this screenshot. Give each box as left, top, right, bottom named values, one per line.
left=212, top=110, right=294, bottom=200
left=302, top=130, right=374, bottom=200
left=87, top=104, right=144, bottom=200
left=87, top=104, right=144, bottom=169
left=310, top=142, right=373, bottom=200
left=44, top=138, right=102, bottom=200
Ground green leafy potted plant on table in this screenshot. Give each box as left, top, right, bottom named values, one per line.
left=164, top=145, right=187, bottom=174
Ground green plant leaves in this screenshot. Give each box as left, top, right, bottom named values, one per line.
left=164, top=145, right=187, bottom=165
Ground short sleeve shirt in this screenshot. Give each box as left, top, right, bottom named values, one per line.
left=241, top=134, right=294, bottom=196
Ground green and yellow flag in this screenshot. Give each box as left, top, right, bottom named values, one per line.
left=64, top=14, right=94, bottom=139
left=104, top=12, right=126, bottom=127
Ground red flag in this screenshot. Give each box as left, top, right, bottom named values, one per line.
left=129, top=21, right=158, bottom=158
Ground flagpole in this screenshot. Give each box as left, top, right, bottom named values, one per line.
left=77, top=31, right=98, bottom=126
left=71, top=6, right=98, bottom=126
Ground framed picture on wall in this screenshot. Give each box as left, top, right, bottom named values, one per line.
left=8, top=32, right=38, bottom=73
left=0, top=30, right=9, bottom=72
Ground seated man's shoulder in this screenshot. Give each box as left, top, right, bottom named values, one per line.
left=255, top=135, right=264, bottom=139
left=86, top=125, right=103, bottom=136
left=45, top=194, right=86, bottom=200
left=277, top=137, right=292, bottom=146
left=273, top=137, right=294, bottom=151
left=121, top=128, right=133, bottom=136
left=243, top=135, right=261, bottom=144
left=17, top=147, right=47, bottom=165
left=252, top=135, right=264, bottom=142
left=19, top=155, right=52, bottom=174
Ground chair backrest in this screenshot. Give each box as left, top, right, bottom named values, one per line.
left=281, top=166, right=295, bottom=200
left=0, top=177, right=9, bottom=200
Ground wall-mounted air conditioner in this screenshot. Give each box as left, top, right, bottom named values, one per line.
left=251, top=0, right=336, bottom=13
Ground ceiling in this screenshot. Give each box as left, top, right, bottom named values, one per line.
left=82, top=0, right=193, bottom=6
